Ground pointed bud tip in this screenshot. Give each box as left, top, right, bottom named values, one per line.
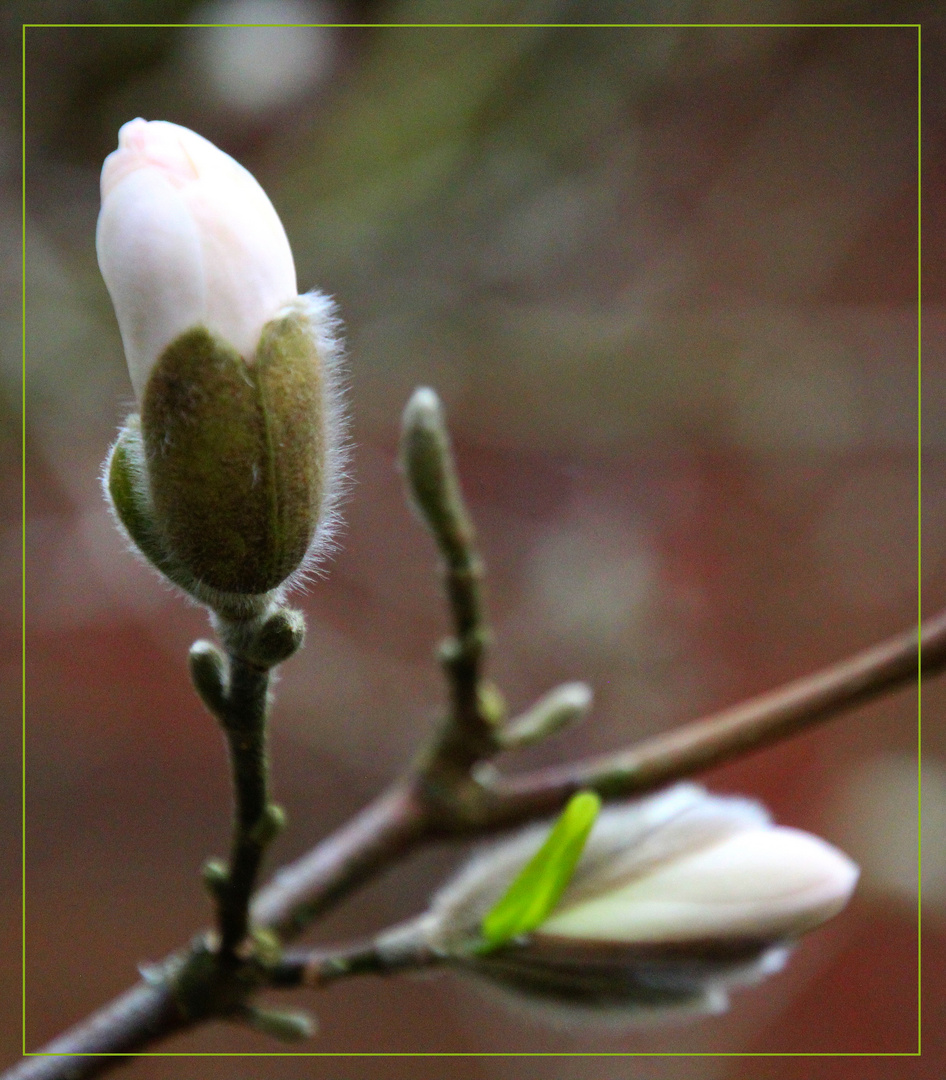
left=500, top=682, right=592, bottom=749
left=402, top=388, right=448, bottom=446
left=554, top=682, right=593, bottom=712
left=398, top=385, right=471, bottom=556
left=405, top=386, right=442, bottom=422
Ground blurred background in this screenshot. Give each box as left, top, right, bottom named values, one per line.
left=6, top=0, right=944, bottom=1076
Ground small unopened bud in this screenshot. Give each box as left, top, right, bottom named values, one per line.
left=249, top=927, right=283, bottom=969
left=201, top=858, right=230, bottom=898
left=241, top=608, right=306, bottom=669
left=477, top=681, right=507, bottom=728
left=98, top=119, right=347, bottom=602
left=250, top=803, right=287, bottom=846
left=499, top=682, right=592, bottom=749
left=400, top=387, right=473, bottom=562
left=421, top=785, right=858, bottom=1020
left=189, top=640, right=228, bottom=715
left=239, top=1006, right=315, bottom=1042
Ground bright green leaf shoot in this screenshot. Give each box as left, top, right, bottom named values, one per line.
left=480, top=790, right=602, bottom=949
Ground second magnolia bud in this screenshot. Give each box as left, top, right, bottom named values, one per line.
left=410, top=784, right=859, bottom=1019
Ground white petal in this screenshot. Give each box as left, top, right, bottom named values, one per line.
left=97, top=118, right=297, bottom=398
left=184, top=166, right=296, bottom=360
left=96, top=165, right=206, bottom=399
left=561, top=785, right=771, bottom=907
left=539, top=827, right=859, bottom=943
left=101, top=118, right=198, bottom=197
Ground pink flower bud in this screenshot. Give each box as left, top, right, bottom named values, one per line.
left=98, top=120, right=347, bottom=600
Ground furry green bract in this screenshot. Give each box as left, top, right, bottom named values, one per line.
left=140, top=313, right=326, bottom=595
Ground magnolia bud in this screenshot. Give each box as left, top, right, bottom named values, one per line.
left=98, top=120, right=346, bottom=600
left=419, top=785, right=858, bottom=1019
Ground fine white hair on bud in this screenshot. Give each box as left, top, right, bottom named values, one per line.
left=98, top=119, right=348, bottom=601
left=97, top=118, right=297, bottom=399
left=414, top=784, right=858, bottom=1021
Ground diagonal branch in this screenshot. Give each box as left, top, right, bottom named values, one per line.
left=250, top=783, right=427, bottom=937
left=8, top=984, right=186, bottom=1080
left=477, top=609, right=942, bottom=826
left=9, top=611, right=941, bottom=1080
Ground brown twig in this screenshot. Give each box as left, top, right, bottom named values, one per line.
left=272, top=924, right=445, bottom=989
left=10, top=611, right=940, bottom=1080
left=250, top=782, right=427, bottom=938
left=214, top=654, right=273, bottom=957
left=477, top=609, right=942, bottom=826
left=8, top=983, right=186, bottom=1080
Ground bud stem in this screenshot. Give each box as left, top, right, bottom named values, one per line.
left=271, top=917, right=445, bottom=989
left=401, top=388, right=496, bottom=772
left=211, top=651, right=278, bottom=959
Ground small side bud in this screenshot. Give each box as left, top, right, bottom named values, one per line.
left=138, top=959, right=171, bottom=987
left=241, top=608, right=306, bottom=669
left=189, top=640, right=229, bottom=715
left=250, top=927, right=283, bottom=969
left=400, top=387, right=473, bottom=562
left=239, top=1006, right=315, bottom=1042
left=499, top=682, right=592, bottom=750
left=202, top=858, right=230, bottom=898
left=477, top=682, right=507, bottom=728
left=250, top=803, right=287, bottom=847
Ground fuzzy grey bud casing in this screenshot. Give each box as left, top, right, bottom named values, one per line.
left=98, top=120, right=346, bottom=602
